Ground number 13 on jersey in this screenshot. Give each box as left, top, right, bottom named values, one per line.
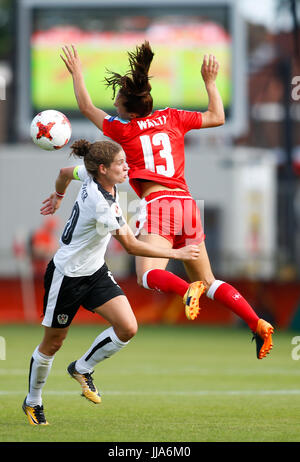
left=140, top=133, right=175, bottom=177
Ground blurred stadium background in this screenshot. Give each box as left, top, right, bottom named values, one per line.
left=0, top=0, right=299, bottom=332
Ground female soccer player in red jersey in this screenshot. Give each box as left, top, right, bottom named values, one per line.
left=60, top=42, right=274, bottom=359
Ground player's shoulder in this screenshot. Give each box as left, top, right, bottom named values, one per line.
left=156, top=107, right=184, bottom=121
left=80, top=179, right=113, bottom=220
left=103, top=115, right=132, bottom=141
left=92, top=179, right=118, bottom=207
left=77, top=176, right=96, bottom=207
left=154, top=107, right=177, bottom=116
left=104, top=115, right=131, bottom=126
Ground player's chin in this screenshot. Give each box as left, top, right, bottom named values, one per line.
left=117, top=175, right=127, bottom=184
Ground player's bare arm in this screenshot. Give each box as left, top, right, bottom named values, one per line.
left=114, top=224, right=200, bottom=261
left=200, top=54, right=225, bottom=128
left=60, top=44, right=108, bottom=131
left=40, top=166, right=75, bottom=216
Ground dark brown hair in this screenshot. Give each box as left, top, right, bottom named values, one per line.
left=105, top=41, right=154, bottom=117
left=71, top=139, right=121, bottom=177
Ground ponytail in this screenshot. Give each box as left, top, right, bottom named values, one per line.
left=70, top=139, right=91, bottom=158
left=105, top=41, right=154, bottom=117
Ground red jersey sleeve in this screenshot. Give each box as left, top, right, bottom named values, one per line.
left=102, top=115, right=129, bottom=143
left=173, top=109, right=203, bottom=134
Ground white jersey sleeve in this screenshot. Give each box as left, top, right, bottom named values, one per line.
left=73, top=165, right=89, bottom=181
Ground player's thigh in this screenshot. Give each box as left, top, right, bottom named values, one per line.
left=135, top=233, right=172, bottom=283
left=93, top=295, right=138, bottom=339
left=183, top=241, right=215, bottom=287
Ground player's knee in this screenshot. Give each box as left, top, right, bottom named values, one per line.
left=137, top=270, right=151, bottom=288
left=137, top=275, right=144, bottom=287
left=45, top=333, right=67, bottom=355
left=125, top=321, right=138, bottom=340
left=118, top=321, right=138, bottom=342
left=49, top=340, right=63, bottom=355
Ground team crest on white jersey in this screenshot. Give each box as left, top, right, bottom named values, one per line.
left=111, top=202, right=122, bottom=218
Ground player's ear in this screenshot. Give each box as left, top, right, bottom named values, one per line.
left=128, top=112, right=139, bottom=120
left=98, top=164, right=107, bottom=175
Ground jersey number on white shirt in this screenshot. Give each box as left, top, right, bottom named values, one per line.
left=139, top=133, right=175, bottom=177
left=62, top=202, right=79, bottom=245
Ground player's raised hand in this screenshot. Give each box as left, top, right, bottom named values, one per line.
left=40, top=193, right=62, bottom=216
left=60, top=44, right=82, bottom=75
left=201, top=54, right=219, bottom=85
left=175, top=245, right=201, bottom=261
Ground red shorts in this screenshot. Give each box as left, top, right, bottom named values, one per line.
left=135, top=190, right=205, bottom=249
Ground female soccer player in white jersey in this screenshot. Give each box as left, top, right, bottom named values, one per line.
left=60, top=42, right=274, bottom=362
left=22, top=139, right=201, bottom=426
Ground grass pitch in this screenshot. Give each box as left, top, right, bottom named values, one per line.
left=0, top=323, right=299, bottom=443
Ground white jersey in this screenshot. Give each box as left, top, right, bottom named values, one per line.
left=53, top=165, right=125, bottom=277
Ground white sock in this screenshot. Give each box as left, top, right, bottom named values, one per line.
left=142, top=270, right=152, bottom=289
left=206, top=280, right=225, bottom=300
left=26, top=346, right=55, bottom=407
left=75, top=327, right=129, bottom=374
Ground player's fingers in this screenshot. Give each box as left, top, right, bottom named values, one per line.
left=40, top=207, right=52, bottom=214
left=61, top=46, right=69, bottom=59
left=188, top=246, right=200, bottom=259
left=202, top=54, right=208, bottom=67
left=71, top=44, right=78, bottom=58
left=40, top=200, right=52, bottom=208
left=63, top=45, right=73, bottom=62
left=60, top=54, right=70, bottom=66
left=60, top=54, right=72, bottom=73
left=61, top=49, right=73, bottom=67
left=211, top=55, right=218, bottom=70
left=40, top=205, right=51, bottom=212
left=208, top=54, right=215, bottom=71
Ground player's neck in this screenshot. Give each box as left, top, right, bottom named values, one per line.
left=96, top=177, right=115, bottom=197
left=132, top=112, right=152, bottom=119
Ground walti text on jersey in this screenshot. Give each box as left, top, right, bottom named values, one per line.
left=137, top=115, right=167, bottom=130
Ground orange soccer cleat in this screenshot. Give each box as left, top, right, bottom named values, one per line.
left=252, top=319, right=274, bottom=359
left=67, top=361, right=101, bottom=404
left=22, top=398, right=49, bottom=426
left=183, top=281, right=206, bottom=321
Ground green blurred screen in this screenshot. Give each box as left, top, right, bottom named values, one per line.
left=31, top=7, right=232, bottom=116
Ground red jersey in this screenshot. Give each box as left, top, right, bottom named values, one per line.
left=102, top=107, right=202, bottom=198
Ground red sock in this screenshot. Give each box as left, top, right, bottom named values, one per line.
left=207, top=280, right=259, bottom=332
left=144, top=269, right=189, bottom=297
